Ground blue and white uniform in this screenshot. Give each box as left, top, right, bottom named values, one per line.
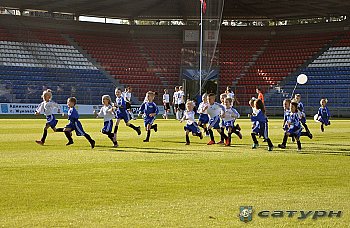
left=36, top=100, right=60, bottom=128
left=197, top=101, right=209, bottom=124
left=283, top=109, right=291, bottom=131
left=97, top=105, right=115, bottom=133
left=297, top=102, right=307, bottom=124
left=287, top=112, right=303, bottom=137
left=65, top=107, right=86, bottom=136
left=115, top=96, right=130, bottom=123
left=138, top=101, right=159, bottom=127
left=251, top=109, right=269, bottom=139
left=221, top=107, right=240, bottom=130
left=207, top=102, right=226, bottom=129
left=183, top=110, right=201, bottom=134
left=316, top=106, right=330, bottom=125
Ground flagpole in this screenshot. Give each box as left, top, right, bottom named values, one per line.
left=199, top=0, right=203, bottom=95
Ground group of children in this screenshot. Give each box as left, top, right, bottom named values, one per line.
left=35, top=88, right=330, bottom=151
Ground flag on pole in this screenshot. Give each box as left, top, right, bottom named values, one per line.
left=200, top=0, right=207, bottom=14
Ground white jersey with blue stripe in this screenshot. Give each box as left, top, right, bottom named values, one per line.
left=198, top=102, right=209, bottom=114
left=36, top=100, right=60, bottom=116
left=183, top=110, right=196, bottom=125
left=97, top=105, right=115, bottom=122
left=207, top=102, right=225, bottom=118
left=221, top=107, right=240, bottom=122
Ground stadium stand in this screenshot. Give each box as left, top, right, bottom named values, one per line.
left=266, top=32, right=350, bottom=107
left=0, top=27, right=115, bottom=104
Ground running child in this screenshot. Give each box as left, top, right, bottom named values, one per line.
left=94, top=95, right=118, bottom=147
left=221, top=97, right=242, bottom=146
left=279, top=102, right=303, bottom=151
left=122, top=86, right=135, bottom=120
left=206, top=93, right=228, bottom=145
left=315, top=98, right=331, bottom=132
left=162, top=89, right=170, bottom=119
left=218, top=93, right=228, bottom=144
left=56, top=97, right=95, bottom=148
left=173, top=86, right=179, bottom=120
left=138, top=91, right=159, bottom=142
left=278, top=99, right=293, bottom=148
left=250, top=99, right=274, bottom=151
left=113, top=88, right=141, bottom=143
left=197, top=93, right=210, bottom=136
left=294, top=94, right=313, bottom=139
left=180, top=100, right=203, bottom=145
left=35, top=89, right=61, bottom=145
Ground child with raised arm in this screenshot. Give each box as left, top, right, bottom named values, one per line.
left=315, top=98, right=331, bottom=132
left=221, top=97, right=242, bottom=146
left=138, top=91, right=159, bottom=142
left=35, top=89, right=61, bottom=145
left=57, top=97, right=95, bottom=148
left=181, top=101, right=203, bottom=145
left=250, top=99, right=274, bottom=151
left=280, top=102, right=303, bottom=151
left=94, top=95, right=118, bottom=147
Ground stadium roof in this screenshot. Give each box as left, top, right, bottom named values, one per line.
left=1, top=0, right=350, bottom=20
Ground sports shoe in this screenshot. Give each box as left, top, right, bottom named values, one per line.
left=207, top=140, right=215, bottom=145
left=217, top=140, right=224, bottom=145
left=252, top=143, right=259, bottom=149
left=199, top=132, right=203, bottom=139
left=153, top=124, right=158, bottom=132
left=268, top=146, right=274, bottom=151
left=278, top=144, right=286, bottom=149
left=143, top=139, right=149, bottom=142
left=136, top=126, right=142, bottom=135
left=113, top=141, right=119, bottom=148
left=66, top=141, right=74, bottom=146
left=185, top=142, right=190, bottom=145
left=35, top=140, right=44, bottom=146
left=225, top=138, right=229, bottom=146
left=90, top=140, right=95, bottom=149
left=236, top=124, right=241, bottom=131
left=237, top=132, right=243, bottom=139
left=308, top=133, right=313, bottom=139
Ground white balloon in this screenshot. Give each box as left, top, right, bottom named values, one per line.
left=297, top=74, right=308, bottom=84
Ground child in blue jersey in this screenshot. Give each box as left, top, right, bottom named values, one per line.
left=278, top=99, right=292, bottom=148
left=94, top=95, right=118, bottom=147
left=250, top=99, right=274, bottom=151
left=221, top=97, right=242, bottom=146
left=138, top=91, right=159, bottom=142
left=315, top=98, right=331, bottom=132
left=197, top=93, right=210, bottom=136
left=35, top=89, right=61, bottom=145
left=113, top=88, right=141, bottom=143
left=206, top=93, right=228, bottom=145
left=294, top=94, right=313, bottom=139
left=280, top=102, right=303, bottom=151
left=181, top=101, right=203, bottom=145
left=56, top=97, right=95, bottom=148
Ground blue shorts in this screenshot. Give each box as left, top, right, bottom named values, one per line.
left=102, top=120, right=113, bottom=134
left=209, top=115, right=221, bottom=129
left=144, top=116, right=156, bottom=127
left=198, top=114, right=209, bottom=124
left=223, top=120, right=234, bottom=130
left=46, top=114, right=58, bottom=128
left=319, top=117, right=330, bottom=125
left=252, top=121, right=268, bottom=139
left=184, top=123, right=200, bottom=134
left=287, top=125, right=302, bottom=138
left=116, top=111, right=130, bottom=123
left=65, top=120, right=86, bottom=136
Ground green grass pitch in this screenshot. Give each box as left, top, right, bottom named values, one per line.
left=0, top=117, right=349, bottom=227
